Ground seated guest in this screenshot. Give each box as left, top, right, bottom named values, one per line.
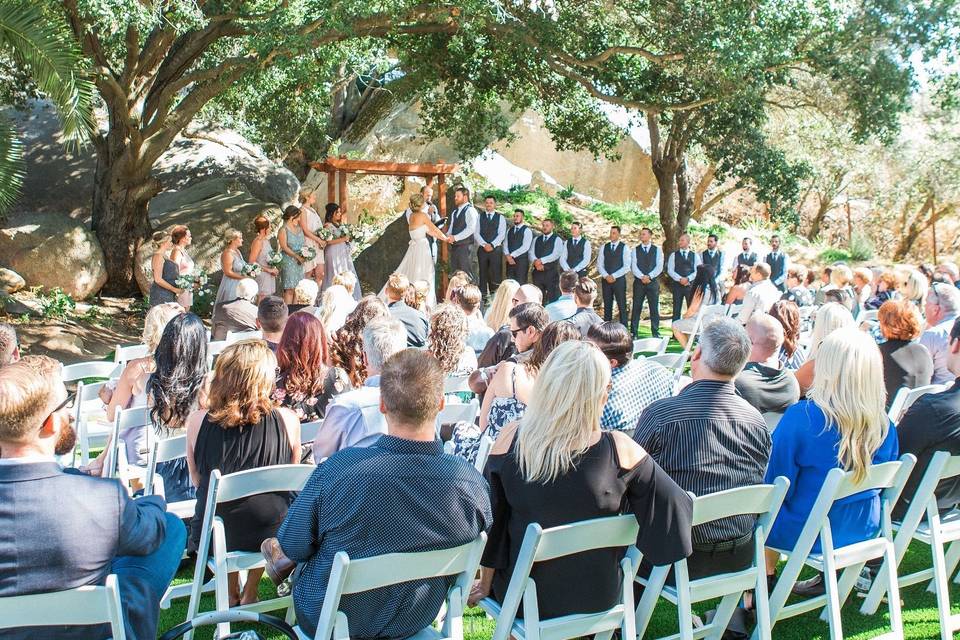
left=288, top=278, right=320, bottom=315
left=635, top=318, right=770, bottom=579
left=894, top=317, right=960, bottom=520
left=0, top=356, right=185, bottom=640
left=568, top=276, right=603, bottom=337
left=865, top=270, right=900, bottom=310
left=446, top=270, right=473, bottom=303
left=332, top=270, right=358, bottom=298
left=272, top=349, right=491, bottom=640
left=737, top=263, right=780, bottom=324
left=313, top=317, right=407, bottom=460
left=186, top=340, right=301, bottom=606
left=330, top=295, right=390, bottom=388
left=273, top=312, right=349, bottom=424
left=770, top=300, right=806, bottom=371
left=853, top=267, right=874, bottom=310
left=586, top=322, right=673, bottom=431
left=211, top=277, right=259, bottom=340
left=735, top=314, right=800, bottom=414
left=470, top=301, right=549, bottom=396
left=0, top=322, right=20, bottom=365
left=484, top=279, right=520, bottom=328
left=826, top=264, right=858, bottom=314
left=257, top=295, right=289, bottom=352
left=899, top=267, right=929, bottom=310
left=878, top=299, right=933, bottom=409
left=921, top=282, right=960, bottom=384
left=936, top=261, right=960, bottom=287
left=478, top=283, right=542, bottom=367
left=814, top=266, right=835, bottom=306
left=468, top=341, right=692, bottom=615
left=794, top=303, right=855, bottom=394
left=319, top=284, right=357, bottom=334
left=764, top=328, right=898, bottom=594
left=384, top=272, right=429, bottom=347
left=781, top=265, right=813, bottom=307
left=673, top=264, right=720, bottom=348
left=453, top=283, right=495, bottom=354
left=724, top=265, right=752, bottom=305
left=428, top=303, right=478, bottom=376
left=545, top=270, right=579, bottom=321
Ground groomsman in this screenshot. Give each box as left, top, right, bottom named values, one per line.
left=405, top=184, right=441, bottom=261
left=560, top=221, right=591, bottom=277
left=504, top=209, right=532, bottom=283
left=474, top=195, right=507, bottom=297
left=667, top=233, right=700, bottom=321
left=764, top=234, right=789, bottom=292
left=597, top=226, right=630, bottom=326
left=530, top=219, right=563, bottom=303
left=701, top=233, right=724, bottom=291
left=445, top=186, right=478, bottom=279
left=630, top=227, right=663, bottom=337
left=734, top=237, right=758, bottom=273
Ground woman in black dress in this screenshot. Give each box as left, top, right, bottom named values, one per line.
left=186, top=339, right=301, bottom=606
left=468, top=340, right=693, bottom=618
left=877, top=299, right=933, bottom=409
left=149, top=230, right=183, bottom=307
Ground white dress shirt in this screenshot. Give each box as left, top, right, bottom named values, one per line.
left=737, top=279, right=782, bottom=323
left=560, top=236, right=592, bottom=273
left=667, top=249, right=702, bottom=282
left=403, top=203, right=440, bottom=224
left=765, top=251, right=789, bottom=287
left=630, top=243, right=664, bottom=279
left=312, top=377, right=385, bottom=460
left=506, top=226, right=533, bottom=258
left=545, top=294, right=578, bottom=322
left=920, top=315, right=958, bottom=384
left=529, top=233, right=563, bottom=264
left=449, top=204, right=479, bottom=243
left=473, top=211, right=507, bottom=248
left=597, top=241, right=631, bottom=279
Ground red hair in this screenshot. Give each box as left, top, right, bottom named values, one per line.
left=276, top=312, right=329, bottom=398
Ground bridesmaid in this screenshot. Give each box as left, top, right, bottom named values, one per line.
left=214, top=228, right=248, bottom=307
left=278, top=205, right=307, bottom=304
left=149, top=230, right=183, bottom=308
left=298, top=189, right=327, bottom=287
left=249, top=215, right=280, bottom=303
left=321, top=202, right=361, bottom=301
left=169, top=225, right=195, bottom=312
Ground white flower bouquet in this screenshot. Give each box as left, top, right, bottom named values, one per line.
left=300, top=246, right=317, bottom=261
left=241, top=263, right=262, bottom=278
left=267, top=253, right=283, bottom=267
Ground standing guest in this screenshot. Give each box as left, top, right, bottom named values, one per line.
left=211, top=278, right=259, bottom=340
left=428, top=303, right=479, bottom=376
left=734, top=237, right=758, bottom=273
left=384, top=272, right=429, bottom=348
left=330, top=295, right=390, bottom=388
left=899, top=267, right=929, bottom=311
left=288, top=279, right=320, bottom=315
left=169, top=225, right=195, bottom=312
left=763, top=328, right=898, bottom=594
left=878, top=299, right=933, bottom=409
left=764, top=235, right=789, bottom=292
left=477, top=284, right=543, bottom=369
left=445, top=186, right=479, bottom=280
left=298, top=189, right=327, bottom=288
left=770, top=300, right=806, bottom=371
left=781, top=265, right=813, bottom=307
left=468, top=341, right=692, bottom=617
left=545, top=270, right=579, bottom=321
left=278, top=205, right=307, bottom=305
left=724, top=265, right=753, bottom=305
left=672, top=265, right=720, bottom=348
left=853, top=267, right=874, bottom=310
left=273, top=350, right=492, bottom=640
left=560, top=221, right=591, bottom=278
left=185, top=340, right=301, bottom=607
left=597, top=225, right=631, bottom=326
left=454, top=283, right=494, bottom=354
left=257, top=295, right=289, bottom=352
left=631, top=226, right=663, bottom=338
left=587, top=322, right=673, bottom=432
left=735, top=314, right=800, bottom=414
left=0, top=355, right=186, bottom=640
left=701, top=233, right=725, bottom=292
left=475, top=195, right=507, bottom=299
left=921, top=282, right=960, bottom=384
left=667, top=232, right=700, bottom=321
left=634, top=318, right=771, bottom=579
left=312, top=317, right=407, bottom=460
left=568, top=277, right=604, bottom=338
left=0, top=322, right=20, bottom=365
left=149, top=230, right=183, bottom=308
left=504, top=209, right=533, bottom=283
left=249, top=215, right=280, bottom=302
left=529, top=219, right=563, bottom=303
left=865, top=271, right=900, bottom=310
left=794, top=303, right=856, bottom=394
left=214, top=228, right=250, bottom=307
left=321, top=202, right=361, bottom=300
left=737, top=263, right=780, bottom=324
left=319, top=284, right=357, bottom=335
left=485, top=279, right=521, bottom=331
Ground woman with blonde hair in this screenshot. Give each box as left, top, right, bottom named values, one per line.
left=468, top=340, right=692, bottom=616
left=214, top=228, right=249, bottom=306
left=899, top=267, right=929, bottom=311
left=298, top=188, right=327, bottom=286
left=319, top=284, right=357, bottom=334
left=445, top=270, right=472, bottom=303
left=148, top=230, right=183, bottom=308
left=186, top=339, right=301, bottom=606
left=169, top=225, right=195, bottom=311
left=794, top=302, right=855, bottom=393
left=484, top=279, right=521, bottom=331
left=428, top=303, right=478, bottom=376
left=763, top=328, right=898, bottom=588
left=249, top=215, right=280, bottom=302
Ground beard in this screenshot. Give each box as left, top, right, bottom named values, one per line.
left=54, top=423, right=77, bottom=456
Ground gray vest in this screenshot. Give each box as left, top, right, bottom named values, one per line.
left=479, top=212, right=502, bottom=244
left=766, top=252, right=786, bottom=281
left=603, top=242, right=626, bottom=274
left=451, top=205, right=473, bottom=246
left=634, top=244, right=659, bottom=274
left=702, top=249, right=722, bottom=274
left=673, top=250, right=695, bottom=277
left=507, top=225, right=527, bottom=253
left=565, top=237, right=586, bottom=269
left=736, top=251, right=757, bottom=267
left=534, top=234, right=559, bottom=259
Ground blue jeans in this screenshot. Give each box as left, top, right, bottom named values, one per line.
left=112, top=511, right=187, bottom=639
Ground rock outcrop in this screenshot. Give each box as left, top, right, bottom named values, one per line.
left=0, top=268, right=25, bottom=293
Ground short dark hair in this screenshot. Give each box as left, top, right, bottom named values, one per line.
left=611, top=225, right=621, bottom=233
left=708, top=234, right=718, bottom=241
left=380, top=349, right=444, bottom=425
left=742, top=237, right=751, bottom=243
left=514, top=208, right=524, bottom=215
left=455, top=186, right=470, bottom=199
left=587, top=321, right=633, bottom=368
left=509, top=302, right=549, bottom=332
left=641, top=227, right=653, bottom=235
left=571, top=221, right=581, bottom=228
left=559, top=270, right=578, bottom=293
left=258, top=296, right=288, bottom=333
left=771, top=234, right=780, bottom=241
left=484, top=195, right=496, bottom=202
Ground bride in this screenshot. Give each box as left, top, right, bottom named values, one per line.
left=382, top=193, right=449, bottom=308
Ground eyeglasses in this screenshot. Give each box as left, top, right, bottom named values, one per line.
left=510, top=327, right=525, bottom=337
left=42, top=390, right=75, bottom=429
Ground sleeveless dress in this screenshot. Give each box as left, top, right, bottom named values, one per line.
left=254, top=238, right=278, bottom=297
left=301, top=207, right=324, bottom=274
left=280, top=225, right=306, bottom=290
left=189, top=409, right=293, bottom=553
left=379, top=224, right=435, bottom=307
left=322, top=223, right=362, bottom=301
left=214, top=250, right=248, bottom=305
left=173, top=250, right=195, bottom=309
left=451, top=366, right=526, bottom=465
left=672, top=287, right=719, bottom=334
left=149, top=257, right=179, bottom=307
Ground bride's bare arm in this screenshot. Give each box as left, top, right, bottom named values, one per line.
left=412, top=213, right=448, bottom=242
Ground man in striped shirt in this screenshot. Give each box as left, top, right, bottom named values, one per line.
left=633, top=317, right=771, bottom=580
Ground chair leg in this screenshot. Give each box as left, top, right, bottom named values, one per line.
left=212, top=522, right=232, bottom=639
left=822, top=561, right=845, bottom=640
left=930, top=528, right=953, bottom=640
left=675, top=562, right=695, bottom=640
left=860, top=556, right=890, bottom=616
left=820, top=561, right=864, bottom=622
left=882, top=543, right=905, bottom=640
left=634, top=566, right=669, bottom=639
left=754, top=572, right=773, bottom=640
left=708, top=592, right=742, bottom=640
left=942, top=540, right=960, bottom=586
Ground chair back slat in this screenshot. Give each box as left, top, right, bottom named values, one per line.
left=155, top=435, right=187, bottom=463
left=691, top=479, right=789, bottom=527
left=444, top=374, right=472, bottom=394
left=0, top=575, right=125, bottom=639
left=889, top=383, right=949, bottom=422
left=834, top=460, right=907, bottom=501
left=941, top=452, right=960, bottom=479
left=114, top=343, right=150, bottom=364
left=300, top=420, right=322, bottom=444
left=647, top=353, right=686, bottom=370
left=438, top=400, right=479, bottom=426
left=61, top=361, right=119, bottom=382
left=215, top=464, right=314, bottom=503
left=340, top=536, right=486, bottom=594
left=117, top=405, right=152, bottom=430
left=474, top=435, right=494, bottom=472
left=225, top=329, right=263, bottom=344
left=633, top=337, right=669, bottom=356
left=534, top=514, right=639, bottom=562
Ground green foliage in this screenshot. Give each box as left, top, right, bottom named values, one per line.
left=588, top=201, right=658, bottom=228
left=557, top=184, right=575, bottom=199
left=32, top=286, right=76, bottom=319
left=819, top=234, right=875, bottom=263
left=545, top=199, right=572, bottom=234
left=483, top=184, right=546, bottom=207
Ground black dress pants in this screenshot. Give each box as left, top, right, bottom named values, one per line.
left=631, top=279, right=661, bottom=336
left=671, top=282, right=694, bottom=320
left=602, top=277, right=628, bottom=325
left=532, top=264, right=560, bottom=303
left=505, top=256, right=529, bottom=284
left=477, top=247, right=503, bottom=297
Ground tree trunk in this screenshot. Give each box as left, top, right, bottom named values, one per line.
left=807, top=194, right=831, bottom=241
left=653, top=159, right=681, bottom=252
left=893, top=195, right=934, bottom=261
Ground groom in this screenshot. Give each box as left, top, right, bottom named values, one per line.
left=445, top=186, right=478, bottom=280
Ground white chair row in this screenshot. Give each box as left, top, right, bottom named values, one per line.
left=633, top=336, right=670, bottom=357
left=887, top=383, right=949, bottom=423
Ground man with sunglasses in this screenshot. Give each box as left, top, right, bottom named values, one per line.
left=922, top=282, right=960, bottom=384
left=471, top=299, right=549, bottom=396
left=0, top=355, right=185, bottom=640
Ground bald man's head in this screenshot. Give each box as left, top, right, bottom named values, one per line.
left=516, top=284, right=543, bottom=305
left=746, top=313, right=784, bottom=363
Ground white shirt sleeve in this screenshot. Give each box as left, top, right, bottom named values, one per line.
left=597, top=244, right=609, bottom=277
left=509, top=228, right=532, bottom=258
left=667, top=253, right=681, bottom=282
left=533, top=236, right=563, bottom=264
left=738, top=290, right=759, bottom=324
left=452, top=206, right=478, bottom=243
left=611, top=245, right=630, bottom=279
left=560, top=241, right=571, bottom=271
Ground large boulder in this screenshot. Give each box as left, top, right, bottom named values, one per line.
left=0, top=212, right=107, bottom=298
left=0, top=267, right=25, bottom=293
left=354, top=213, right=431, bottom=295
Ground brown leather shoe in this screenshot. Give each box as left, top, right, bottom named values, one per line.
left=261, top=537, right=295, bottom=586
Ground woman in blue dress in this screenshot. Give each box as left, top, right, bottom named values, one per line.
left=278, top=205, right=307, bottom=304
left=214, top=228, right=249, bottom=306
left=764, top=327, right=898, bottom=591
left=321, top=202, right=362, bottom=301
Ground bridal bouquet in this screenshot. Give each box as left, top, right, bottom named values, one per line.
left=267, top=253, right=283, bottom=267
left=300, top=246, right=317, bottom=261
left=174, top=273, right=195, bottom=289
left=241, top=263, right=262, bottom=278
left=316, top=226, right=335, bottom=241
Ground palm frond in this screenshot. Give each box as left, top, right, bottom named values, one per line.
left=0, top=1, right=95, bottom=146
left=0, top=114, right=24, bottom=215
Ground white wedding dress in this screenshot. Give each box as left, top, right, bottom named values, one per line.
left=380, top=224, right=437, bottom=307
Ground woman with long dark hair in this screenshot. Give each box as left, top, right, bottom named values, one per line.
left=273, top=312, right=348, bottom=423
left=672, top=264, right=720, bottom=347
left=770, top=300, right=806, bottom=371
left=329, top=295, right=389, bottom=388
left=725, top=264, right=752, bottom=305
left=321, top=202, right=362, bottom=300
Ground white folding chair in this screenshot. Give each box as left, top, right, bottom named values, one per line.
left=299, top=534, right=487, bottom=640
left=648, top=353, right=687, bottom=370
left=472, top=435, right=494, bottom=473
left=114, top=342, right=149, bottom=366
left=103, top=406, right=151, bottom=481
left=144, top=435, right=196, bottom=514
left=61, top=360, right=120, bottom=382
left=438, top=399, right=480, bottom=426
left=633, top=336, right=670, bottom=356
left=444, top=374, right=473, bottom=395
left=74, top=380, right=111, bottom=466
left=855, top=309, right=879, bottom=326
left=225, top=329, right=263, bottom=344
left=759, top=456, right=916, bottom=640
left=186, top=464, right=315, bottom=639
left=0, top=574, right=126, bottom=639
left=861, top=451, right=960, bottom=640
left=887, top=383, right=948, bottom=423
left=635, top=478, right=790, bottom=640
left=300, top=420, right=322, bottom=446
left=207, top=339, right=229, bottom=368
left=479, top=514, right=641, bottom=640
